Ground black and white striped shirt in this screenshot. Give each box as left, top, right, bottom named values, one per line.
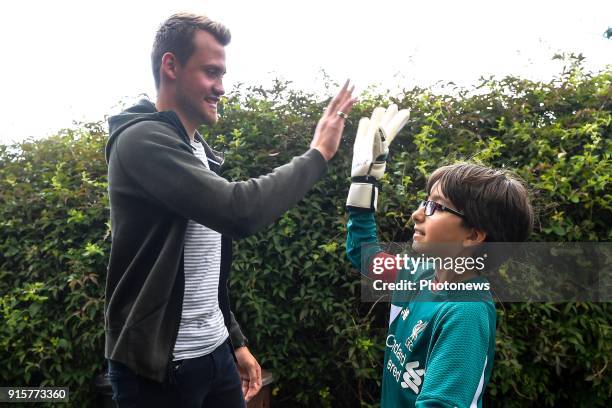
left=172, top=139, right=229, bottom=361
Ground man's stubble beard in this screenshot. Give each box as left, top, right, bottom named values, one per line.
left=176, top=91, right=217, bottom=128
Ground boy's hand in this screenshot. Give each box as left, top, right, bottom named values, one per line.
left=346, top=104, right=410, bottom=211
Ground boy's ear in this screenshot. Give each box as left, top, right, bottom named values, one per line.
left=463, top=228, right=487, bottom=247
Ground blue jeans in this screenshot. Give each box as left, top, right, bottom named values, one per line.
left=107, top=340, right=245, bottom=408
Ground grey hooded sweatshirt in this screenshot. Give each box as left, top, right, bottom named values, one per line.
left=104, top=99, right=327, bottom=382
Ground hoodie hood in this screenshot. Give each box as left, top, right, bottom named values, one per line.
left=106, top=98, right=225, bottom=169
left=105, top=99, right=193, bottom=163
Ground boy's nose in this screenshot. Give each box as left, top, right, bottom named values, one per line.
left=411, top=205, right=425, bottom=223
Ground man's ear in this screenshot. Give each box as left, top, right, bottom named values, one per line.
left=160, top=52, right=179, bottom=83
left=463, top=228, right=487, bottom=248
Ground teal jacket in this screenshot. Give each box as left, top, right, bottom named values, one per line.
left=347, top=211, right=496, bottom=408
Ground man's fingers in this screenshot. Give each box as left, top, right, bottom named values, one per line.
left=347, top=84, right=355, bottom=96
left=340, top=85, right=356, bottom=113
left=256, top=364, right=262, bottom=389
left=340, top=78, right=349, bottom=91
left=326, top=79, right=353, bottom=114
left=243, top=364, right=262, bottom=401
left=338, top=79, right=350, bottom=100
left=337, top=96, right=357, bottom=118
left=326, top=79, right=348, bottom=112
left=241, top=378, right=249, bottom=400
left=245, top=384, right=257, bottom=400
left=244, top=381, right=260, bottom=401
left=247, top=381, right=262, bottom=400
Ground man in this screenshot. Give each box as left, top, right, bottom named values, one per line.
left=104, top=12, right=356, bottom=408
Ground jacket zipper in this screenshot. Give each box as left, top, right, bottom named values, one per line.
left=165, top=248, right=185, bottom=386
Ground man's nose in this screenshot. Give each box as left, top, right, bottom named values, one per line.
left=214, top=79, right=225, bottom=96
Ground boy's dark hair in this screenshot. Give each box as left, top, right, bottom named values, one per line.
left=151, top=13, right=231, bottom=90
left=426, top=162, right=534, bottom=270
left=427, top=162, right=534, bottom=242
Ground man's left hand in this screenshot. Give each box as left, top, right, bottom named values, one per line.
left=234, top=346, right=262, bottom=401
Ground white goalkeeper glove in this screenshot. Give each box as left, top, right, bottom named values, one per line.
left=346, top=104, right=410, bottom=211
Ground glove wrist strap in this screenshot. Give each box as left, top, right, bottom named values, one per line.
left=346, top=180, right=379, bottom=212
left=350, top=175, right=381, bottom=187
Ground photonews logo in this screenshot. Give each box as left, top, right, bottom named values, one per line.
left=401, top=360, right=425, bottom=394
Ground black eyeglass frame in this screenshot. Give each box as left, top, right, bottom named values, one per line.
left=419, top=200, right=466, bottom=220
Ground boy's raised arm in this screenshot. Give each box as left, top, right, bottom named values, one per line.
left=345, top=105, right=411, bottom=282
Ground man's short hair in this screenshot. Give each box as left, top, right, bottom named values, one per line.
left=151, top=13, right=231, bottom=89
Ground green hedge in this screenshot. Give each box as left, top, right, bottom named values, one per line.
left=1, top=55, right=610, bottom=407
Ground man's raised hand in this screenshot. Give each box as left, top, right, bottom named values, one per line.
left=310, top=80, right=358, bottom=161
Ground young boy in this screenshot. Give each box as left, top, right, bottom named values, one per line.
left=345, top=105, right=534, bottom=407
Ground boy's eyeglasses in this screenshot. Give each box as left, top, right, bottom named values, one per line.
left=419, top=200, right=466, bottom=219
